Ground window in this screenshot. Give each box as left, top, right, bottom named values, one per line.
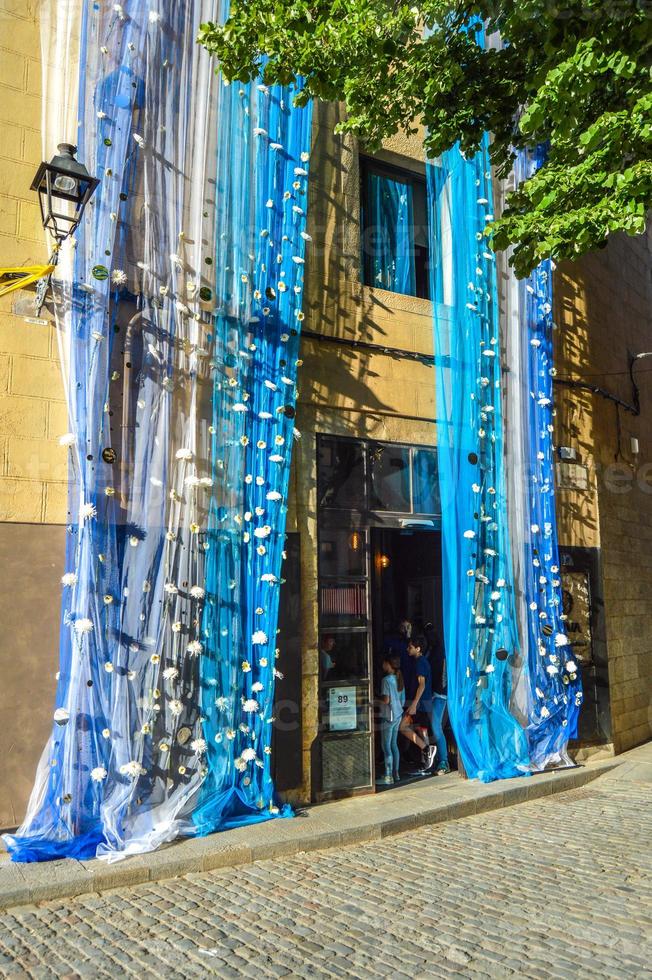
left=368, top=443, right=411, bottom=512
left=360, top=156, right=430, bottom=299
left=318, top=436, right=441, bottom=518
left=318, top=437, right=366, bottom=511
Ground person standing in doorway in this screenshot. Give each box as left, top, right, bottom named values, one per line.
left=400, top=635, right=436, bottom=771
left=378, top=655, right=405, bottom=784
left=384, top=618, right=414, bottom=699
left=431, top=642, right=450, bottom=775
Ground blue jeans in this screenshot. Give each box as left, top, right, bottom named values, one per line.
left=380, top=718, right=401, bottom=778
left=431, top=695, right=449, bottom=768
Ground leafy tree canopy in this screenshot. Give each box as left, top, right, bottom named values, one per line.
left=199, top=1, right=652, bottom=276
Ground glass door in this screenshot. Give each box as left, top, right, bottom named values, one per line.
left=317, top=525, right=374, bottom=797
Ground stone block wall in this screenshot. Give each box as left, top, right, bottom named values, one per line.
left=555, top=228, right=652, bottom=754
left=0, top=2, right=66, bottom=828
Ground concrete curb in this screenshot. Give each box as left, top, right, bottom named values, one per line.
left=0, top=757, right=620, bottom=911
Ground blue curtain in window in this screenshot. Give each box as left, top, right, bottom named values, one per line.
left=366, top=172, right=416, bottom=295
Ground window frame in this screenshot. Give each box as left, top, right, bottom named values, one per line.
left=359, top=154, right=431, bottom=300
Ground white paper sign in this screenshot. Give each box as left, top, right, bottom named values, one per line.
left=328, top=686, right=357, bottom=731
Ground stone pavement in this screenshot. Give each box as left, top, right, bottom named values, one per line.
left=0, top=742, right=649, bottom=978
left=0, top=753, right=621, bottom=910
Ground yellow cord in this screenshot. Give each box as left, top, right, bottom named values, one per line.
left=0, top=264, right=56, bottom=298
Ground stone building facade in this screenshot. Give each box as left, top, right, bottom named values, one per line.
left=0, top=1, right=649, bottom=826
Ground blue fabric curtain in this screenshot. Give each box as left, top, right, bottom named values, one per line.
left=366, top=172, right=416, bottom=295
left=194, top=74, right=313, bottom=833
left=5, top=0, right=312, bottom=862
left=515, top=147, right=583, bottom=765
left=426, top=141, right=530, bottom=781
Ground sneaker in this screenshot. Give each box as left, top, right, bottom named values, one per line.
left=393, top=772, right=401, bottom=783
left=421, top=746, right=437, bottom=770
left=376, top=774, right=393, bottom=785
left=435, top=763, right=451, bottom=776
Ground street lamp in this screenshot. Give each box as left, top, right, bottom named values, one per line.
left=30, top=143, right=99, bottom=245
left=0, top=145, right=99, bottom=313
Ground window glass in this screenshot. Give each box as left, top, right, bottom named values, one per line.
left=412, top=448, right=441, bottom=515
left=321, top=731, right=372, bottom=790
left=318, top=437, right=366, bottom=510
left=364, top=171, right=415, bottom=295
left=320, top=582, right=367, bottom=628
left=368, top=443, right=411, bottom=512
left=319, top=528, right=366, bottom=578
left=319, top=631, right=369, bottom=682
left=361, top=157, right=430, bottom=300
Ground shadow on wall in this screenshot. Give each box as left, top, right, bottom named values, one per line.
left=300, top=100, right=435, bottom=429
left=554, top=262, right=601, bottom=549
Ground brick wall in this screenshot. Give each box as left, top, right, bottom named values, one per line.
left=0, top=1, right=66, bottom=828
left=555, top=229, right=652, bottom=754
left=0, top=0, right=69, bottom=525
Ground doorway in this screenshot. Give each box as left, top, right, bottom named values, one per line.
left=370, top=527, right=453, bottom=784
left=315, top=434, right=444, bottom=801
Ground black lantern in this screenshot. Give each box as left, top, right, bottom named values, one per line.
left=30, top=143, right=99, bottom=244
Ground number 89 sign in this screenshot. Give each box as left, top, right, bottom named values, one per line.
left=328, top=686, right=357, bottom=731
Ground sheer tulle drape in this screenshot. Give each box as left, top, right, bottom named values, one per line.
left=427, top=131, right=582, bottom=781
left=427, top=142, right=530, bottom=782
left=504, top=148, right=583, bottom=769
left=4, top=0, right=312, bottom=863
left=194, top=73, right=313, bottom=834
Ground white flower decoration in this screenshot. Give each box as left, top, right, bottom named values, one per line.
left=90, top=767, right=107, bottom=783
left=61, top=572, right=77, bottom=587
left=169, top=698, right=183, bottom=716
left=191, top=738, right=207, bottom=755
left=243, top=699, right=259, bottom=713
left=80, top=502, right=97, bottom=521
left=73, top=618, right=94, bottom=635
left=120, top=761, right=146, bottom=779
left=189, top=586, right=205, bottom=600
left=187, top=639, right=203, bottom=657
left=252, top=630, right=268, bottom=645
left=59, top=433, right=76, bottom=447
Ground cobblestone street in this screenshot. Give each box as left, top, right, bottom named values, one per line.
left=0, top=764, right=650, bottom=979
